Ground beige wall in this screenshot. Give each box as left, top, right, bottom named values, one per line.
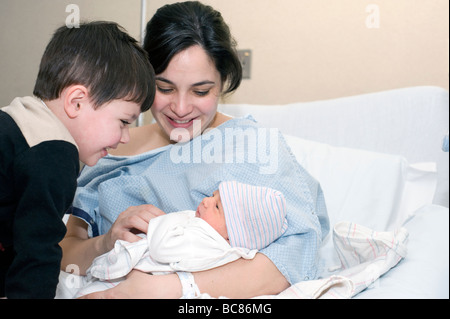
left=146, top=0, right=448, bottom=104
left=1, top=0, right=448, bottom=108
left=0, top=0, right=142, bottom=107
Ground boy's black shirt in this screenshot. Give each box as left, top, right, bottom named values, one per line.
left=0, top=97, right=79, bottom=298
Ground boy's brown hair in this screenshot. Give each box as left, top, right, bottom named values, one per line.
left=33, top=21, right=155, bottom=111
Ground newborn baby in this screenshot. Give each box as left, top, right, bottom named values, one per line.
left=76, top=181, right=288, bottom=297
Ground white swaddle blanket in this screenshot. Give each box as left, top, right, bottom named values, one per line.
left=75, top=211, right=257, bottom=297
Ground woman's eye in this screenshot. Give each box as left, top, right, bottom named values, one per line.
left=194, top=90, right=210, bottom=97
left=157, top=87, right=173, bottom=94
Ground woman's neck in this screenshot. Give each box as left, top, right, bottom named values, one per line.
left=110, top=112, right=232, bottom=157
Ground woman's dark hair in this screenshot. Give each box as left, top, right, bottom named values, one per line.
left=33, top=21, right=155, bottom=112
left=143, top=1, right=242, bottom=95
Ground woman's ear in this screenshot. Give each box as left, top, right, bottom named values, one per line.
left=63, top=85, right=90, bottom=119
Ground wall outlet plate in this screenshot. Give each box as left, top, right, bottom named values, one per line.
left=237, top=50, right=252, bottom=79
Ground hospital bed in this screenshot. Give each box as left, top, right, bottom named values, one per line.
left=57, top=86, right=448, bottom=299
left=218, top=85, right=449, bottom=298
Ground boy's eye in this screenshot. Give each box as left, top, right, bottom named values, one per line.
left=121, top=120, right=131, bottom=125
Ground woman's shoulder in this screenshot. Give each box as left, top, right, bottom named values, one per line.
left=214, top=112, right=258, bottom=129
left=110, top=123, right=168, bottom=156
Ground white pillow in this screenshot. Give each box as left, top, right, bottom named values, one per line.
left=283, top=135, right=437, bottom=231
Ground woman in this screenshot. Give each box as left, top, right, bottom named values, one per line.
left=60, top=1, right=329, bottom=298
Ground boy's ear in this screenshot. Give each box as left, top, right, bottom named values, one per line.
left=63, top=85, right=90, bottom=118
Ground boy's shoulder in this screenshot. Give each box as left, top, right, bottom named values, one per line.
left=0, top=108, right=29, bottom=155
left=1, top=96, right=77, bottom=149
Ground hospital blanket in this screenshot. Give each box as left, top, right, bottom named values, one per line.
left=253, top=222, right=409, bottom=299
left=71, top=116, right=330, bottom=284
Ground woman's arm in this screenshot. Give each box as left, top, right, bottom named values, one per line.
left=80, top=253, right=289, bottom=299
left=196, top=253, right=289, bottom=298
left=60, top=205, right=165, bottom=275
left=60, top=216, right=107, bottom=275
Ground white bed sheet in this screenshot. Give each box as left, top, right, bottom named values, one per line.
left=354, top=205, right=449, bottom=299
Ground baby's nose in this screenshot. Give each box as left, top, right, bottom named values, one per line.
left=202, top=197, right=212, bottom=208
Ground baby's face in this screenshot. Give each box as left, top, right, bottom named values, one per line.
left=196, top=190, right=229, bottom=241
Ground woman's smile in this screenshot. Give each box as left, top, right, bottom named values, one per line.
left=167, top=115, right=198, bottom=128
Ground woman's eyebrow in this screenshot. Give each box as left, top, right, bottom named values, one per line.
left=192, top=80, right=216, bottom=87
left=155, top=77, right=215, bottom=87
left=155, top=77, right=173, bottom=85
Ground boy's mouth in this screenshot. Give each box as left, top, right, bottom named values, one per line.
left=102, top=146, right=115, bottom=157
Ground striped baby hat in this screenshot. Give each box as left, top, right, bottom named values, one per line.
left=218, top=181, right=288, bottom=250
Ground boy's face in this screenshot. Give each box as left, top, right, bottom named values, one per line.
left=73, top=99, right=141, bottom=166
left=196, top=190, right=229, bottom=241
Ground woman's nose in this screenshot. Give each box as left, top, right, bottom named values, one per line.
left=171, top=95, right=192, bottom=118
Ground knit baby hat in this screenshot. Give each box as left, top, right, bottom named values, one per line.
left=218, top=181, right=288, bottom=250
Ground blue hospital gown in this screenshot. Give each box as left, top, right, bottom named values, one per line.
left=71, top=116, right=330, bottom=284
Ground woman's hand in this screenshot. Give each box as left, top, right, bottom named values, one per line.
left=61, top=205, right=165, bottom=276
left=103, top=205, right=165, bottom=251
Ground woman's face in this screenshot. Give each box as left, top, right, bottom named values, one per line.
left=151, top=45, right=223, bottom=143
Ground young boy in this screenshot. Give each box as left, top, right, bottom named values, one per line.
left=0, top=21, right=155, bottom=299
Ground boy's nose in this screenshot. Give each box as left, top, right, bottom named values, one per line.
left=120, top=127, right=130, bottom=144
